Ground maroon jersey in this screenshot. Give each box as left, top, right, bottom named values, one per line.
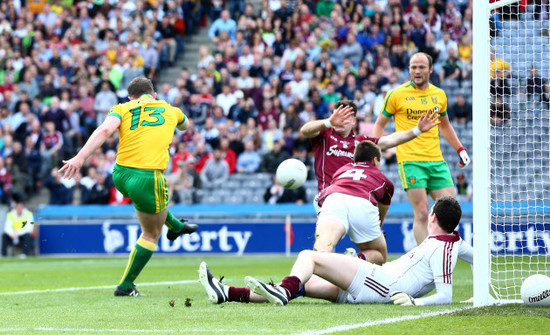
left=310, top=128, right=379, bottom=192
left=318, top=162, right=394, bottom=207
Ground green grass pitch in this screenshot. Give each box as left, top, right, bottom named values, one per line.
left=0, top=255, right=548, bottom=334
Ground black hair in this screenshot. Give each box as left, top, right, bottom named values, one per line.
left=353, top=140, right=381, bottom=163
left=334, top=99, right=358, bottom=116
left=128, top=76, right=155, bottom=98
left=432, top=196, right=462, bottom=233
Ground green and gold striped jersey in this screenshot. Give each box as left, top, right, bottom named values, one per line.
left=108, top=95, right=186, bottom=170
left=381, top=81, right=447, bottom=162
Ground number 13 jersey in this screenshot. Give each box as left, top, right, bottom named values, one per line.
left=108, top=95, right=186, bottom=170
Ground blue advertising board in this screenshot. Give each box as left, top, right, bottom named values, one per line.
left=39, top=220, right=479, bottom=255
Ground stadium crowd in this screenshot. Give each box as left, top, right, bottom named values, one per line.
left=2, top=0, right=528, bottom=207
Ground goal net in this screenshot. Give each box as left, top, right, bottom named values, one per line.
left=474, top=0, right=550, bottom=305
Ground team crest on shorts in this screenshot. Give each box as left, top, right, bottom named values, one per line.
left=431, top=96, right=438, bottom=104
left=408, top=176, right=416, bottom=185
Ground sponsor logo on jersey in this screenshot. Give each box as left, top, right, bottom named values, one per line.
left=431, top=96, right=438, bottom=104
left=327, top=144, right=354, bottom=158
left=406, top=97, right=416, bottom=101
left=408, top=176, right=416, bottom=185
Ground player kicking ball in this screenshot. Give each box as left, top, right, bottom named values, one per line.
left=199, top=196, right=472, bottom=306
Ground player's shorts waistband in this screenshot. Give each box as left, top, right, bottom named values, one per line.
left=114, top=163, right=162, bottom=175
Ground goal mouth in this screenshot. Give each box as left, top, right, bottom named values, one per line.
left=474, top=0, right=550, bottom=306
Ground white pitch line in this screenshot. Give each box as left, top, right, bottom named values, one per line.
left=0, top=328, right=247, bottom=333
left=0, top=280, right=196, bottom=296
left=292, top=306, right=474, bottom=335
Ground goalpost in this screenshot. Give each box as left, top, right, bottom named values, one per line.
left=473, top=0, right=550, bottom=306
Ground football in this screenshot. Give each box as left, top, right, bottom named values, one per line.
left=276, top=158, right=308, bottom=190
left=521, top=274, right=550, bottom=306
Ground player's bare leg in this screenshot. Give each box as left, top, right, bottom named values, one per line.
left=116, top=208, right=167, bottom=296
left=406, top=188, right=431, bottom=244
left=429, top=186, right=456, bottom=204
left=313, top=217, right=346, bottom=252
left=355, top=234, right=388, bottom=265
left=290, top=250, right=359, bottom=295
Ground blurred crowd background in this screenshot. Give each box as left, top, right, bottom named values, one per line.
left=1, top=0, right=545, bottom=208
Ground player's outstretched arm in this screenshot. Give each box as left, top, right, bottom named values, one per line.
left=300, top=105, right=354, bottom=138
left=377, top=111, right=439, bottom=150
left=438, top=115, right=471, bottom=168
left=372, top=113, right=390, bottom=138
left=59, top=115, right=121, bottom=180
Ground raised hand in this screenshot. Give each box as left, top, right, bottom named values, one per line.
left=328, top=105, right=355, bottom=128
left=417, top=109, right=441, bottom=133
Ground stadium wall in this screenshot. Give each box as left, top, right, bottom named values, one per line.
left=31, top=203, right=478, bottom=256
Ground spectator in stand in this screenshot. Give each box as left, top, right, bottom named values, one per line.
left=448, top=15, right=467, bottom=43
left=527, top=66, right=545, bottom=102
left=443, top=0, right=461, bottom=31
left=490, top=49, right=511, bottom=97
left=237, top=139, right=262, bottom=173
left=435, top=31, right=458, bottom=71
left=490, top=96, right=511, bottom=127
left=209, top=10, right=237, bottom=44
left=157, top=16, right=178, bottom=67
left=257, top=99, right=279, bottom=131
left=261, top=119, right=284, bottom=153
left=449, top=94, right=472, bottom=124
left=86, top=173, right=111, bottom=205
left=408, top=15, right=429, bottom=52
left=336, top=32, right=363, bottom=68
left=40, top=119, right=63, bottom=171
left=216, top=84, right=237, bottom=116
left=455, top=172, right=472, bottom=201
left=439, top=48, right=462, bottom=85
left=264, top=174, right=306, bottom=204
left=200, top=146, right=230, bottom=188
left=43, top=168, right=71, bottom=205
left=94, top=81, right=118, bottom=126
left=260, top=140, right=290, bottom=174
left=219, top=137, right=237, bottom=174
left=0, top=156, right=12, bottom=203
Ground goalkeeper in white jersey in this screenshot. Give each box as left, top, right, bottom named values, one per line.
left=199, top=196, right=473, bottom=306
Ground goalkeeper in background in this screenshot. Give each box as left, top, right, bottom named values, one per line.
left=372, top=52, right=471, bottom=244
left=200, top=196, right=473, bottom=306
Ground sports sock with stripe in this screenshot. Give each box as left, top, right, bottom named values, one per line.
left=118, top=237, right=156, bottom=289
left=165, top=210, right=184, bottom=232
left=280, top=276, right=301, bottom=300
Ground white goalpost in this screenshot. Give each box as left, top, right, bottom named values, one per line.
left=473, top=0, right=550, bottom=306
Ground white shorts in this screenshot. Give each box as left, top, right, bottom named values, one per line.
left=317, top=193, right=382, bottom=244
left=313, top=193, right=321, bottom=215
left=336, top=261, right=393, bottom=304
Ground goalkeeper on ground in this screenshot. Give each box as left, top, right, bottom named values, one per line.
left=200, top=196, right=473, bottom=306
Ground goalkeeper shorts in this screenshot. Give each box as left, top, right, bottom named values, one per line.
left=398, top=161, right=454, bottom=192
left=112, top=163, right=168, bottom=214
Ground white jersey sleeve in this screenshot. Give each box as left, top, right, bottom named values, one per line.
left=458, top=240, right=474, bottom=265
left=415, top=282, right=452, bottom=305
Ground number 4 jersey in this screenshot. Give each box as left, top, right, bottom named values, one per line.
left=108, top=94, right=186, bottom=170
left=318, top=161, right=394, bottom=208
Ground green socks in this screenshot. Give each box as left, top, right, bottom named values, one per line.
left=118, top=237, right=156, bottom=289
left=165, top=210, right=183, bottom=232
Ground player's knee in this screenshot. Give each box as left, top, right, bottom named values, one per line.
left=313, top=237, right=336, bottom=252
left=414, top=208, right=430, bottom=223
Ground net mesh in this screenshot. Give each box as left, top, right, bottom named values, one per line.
left=489, top=1, right=550, bottom=301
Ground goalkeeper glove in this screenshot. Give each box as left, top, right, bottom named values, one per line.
left=390, top=291, right=416, bottom=306
left=457, top=147, right=471, bottom=168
